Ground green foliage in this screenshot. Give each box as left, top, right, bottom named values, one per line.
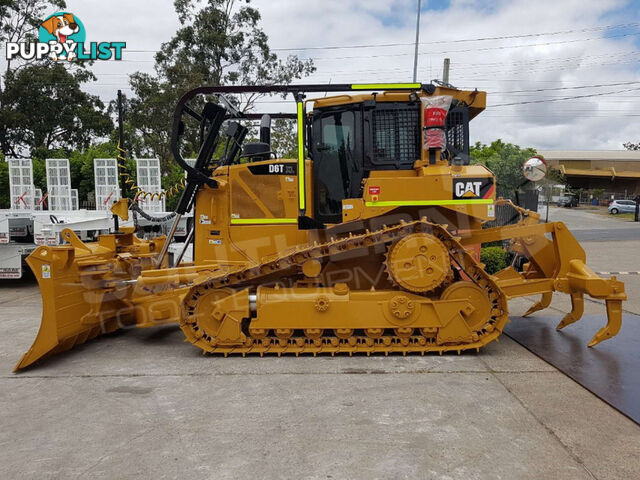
left=162, top=162, right=187, bottom=211
left=127, top=0, right=315, bottom=169
left=0, top=1, right=67, bottom=60
left=623, top=142, right=640, bottom=151
left=481, top=246, right=508, bottom=274
left=0, top=1, right=312, bottom=210
left=0, top=153, right=8, bottom=208
left=470, top=140, right=538, bottom=200
left=271, top=119, right=298, bottom=158
left=68, top=143, right=120, bottom=206
left=1, top=64, right=113, bottom=157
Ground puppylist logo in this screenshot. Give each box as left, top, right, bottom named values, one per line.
left=5, top=12, right=126, bottom=62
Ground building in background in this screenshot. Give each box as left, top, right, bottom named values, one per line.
left=538, top=150, right=640, bottom=202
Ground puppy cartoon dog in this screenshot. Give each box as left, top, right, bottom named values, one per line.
left=41, top=13, right=80, bottom=61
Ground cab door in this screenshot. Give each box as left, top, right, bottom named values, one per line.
left=312, top=107, right=362, bottom=224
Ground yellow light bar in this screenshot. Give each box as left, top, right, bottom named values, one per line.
left=231, top=218, right=298, bottom=225
left=365, top=199, right=493, bottom=207
left=351, top=83, right=421, bottom=90
left=297, top=101, right=305, bottom=211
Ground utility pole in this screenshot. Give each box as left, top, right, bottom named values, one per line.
left=442, top=58, right=450, bottom=84
left=412, top=0, right=422, bottom=82
left=117, top=90, right=124, bottom=150
left=117, top=89, right=127, bottom=198
left=545, top=183, right=551, bottom=223
left=114, top=89, right=125, bottom=232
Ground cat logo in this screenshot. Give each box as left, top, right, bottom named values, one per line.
left=455, top=181, right=483, bottom=198
left=452, top=177, right=494, bottom=200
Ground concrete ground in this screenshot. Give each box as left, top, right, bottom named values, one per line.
left=0, top=207, right=639, bottom=479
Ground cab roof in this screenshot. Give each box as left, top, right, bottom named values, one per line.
left=312, top=85, right=486, bottom=120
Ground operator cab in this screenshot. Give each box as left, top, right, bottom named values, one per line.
left=170, top=84, right=480, bottom=233
left=309, top=95, right=470, bottom=224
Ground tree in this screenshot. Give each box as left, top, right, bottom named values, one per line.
left=0, top=63, right=113, bottom=157
left=270, top=119, right=298, bottom=158
left=0, top=154, right=9, bottom=207
left=0, top=0, right=112, bottom=159
left=0, top=0, right=67, bottom=72
left=470, top=140, right=539, bottom=200
left=623, top=142, right=640, bottom=151
left=68, top=142, right=120, bottom=207
left=127, top=0, right=315, bottom=170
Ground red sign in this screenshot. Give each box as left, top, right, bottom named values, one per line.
left=424, top=107, right=447, bottom=127
left=368, top=186, right=380, bottom=195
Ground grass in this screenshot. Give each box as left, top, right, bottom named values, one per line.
left=587, top=207, right=637, bottom=221
left=610, top=212, right=636, bottom=221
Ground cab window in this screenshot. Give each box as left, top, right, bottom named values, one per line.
left=314, top=110, right=356, bottom=223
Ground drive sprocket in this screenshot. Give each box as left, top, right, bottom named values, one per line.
left=385, top=233, right=451, bottom=293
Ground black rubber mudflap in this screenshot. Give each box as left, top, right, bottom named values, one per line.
left=504, top=314, right=640, bottom=425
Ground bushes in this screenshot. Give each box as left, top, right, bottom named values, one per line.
left=481, top=246, right=508, bottom=274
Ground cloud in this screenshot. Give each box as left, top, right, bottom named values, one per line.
left=56, top=0, right=640, bottom=149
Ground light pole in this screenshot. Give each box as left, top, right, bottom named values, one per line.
left=412, top=0, right=422, bottom=82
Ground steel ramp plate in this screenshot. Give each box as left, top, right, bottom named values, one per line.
left=504, top=314, right=640, bottom=425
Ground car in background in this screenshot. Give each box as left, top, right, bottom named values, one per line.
left=608, top=199, right=637, bottom=214
left=557, top=195, right=578, bottom=207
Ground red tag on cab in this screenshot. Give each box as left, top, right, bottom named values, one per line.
left=424, top=107, right=447, bottom=127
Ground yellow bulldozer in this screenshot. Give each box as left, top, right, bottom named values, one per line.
left=14, top=83, right=626, bottom=371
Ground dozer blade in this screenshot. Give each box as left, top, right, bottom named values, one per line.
left=14, top=229, right=161, bottom=372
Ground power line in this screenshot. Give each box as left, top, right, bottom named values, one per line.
left=96, top=48, right=640, bottom=74
left=274, top=22, right=640, bottom=50
left=308, top=31, right=640, bottom=62
left=113, top=28, right=640, bottom=63
left=488, top=86, right=640, bottom=107
left=484, top=81, right=640, bottom=95
left=89, top=50, right=640, bottom=83
left=118, top=22, right=640, bottom=53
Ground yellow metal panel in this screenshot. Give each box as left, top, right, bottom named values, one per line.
left=562, top=167, right=640, bottom=179
left=231, top=218, right=297, bottom=225
left=366, top=199, right=493, bottom=207
left=312, top=88, right=486, bottom=118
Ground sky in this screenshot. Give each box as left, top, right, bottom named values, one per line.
left=56, top=0, right=640, bottom=150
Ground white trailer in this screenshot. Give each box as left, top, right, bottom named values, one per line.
left=45, top=159, right=73, bottom=211
left=94, top=158, right=120, bottom=210
left=0, top=157, right=192, bottom=279
left=136, top=158, right=165, bottom=212
left=0, top=159, right=38, bottom=277
left=132, top=158, right=191, bottom=239
left=8, top=158, right=36, bottom=210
